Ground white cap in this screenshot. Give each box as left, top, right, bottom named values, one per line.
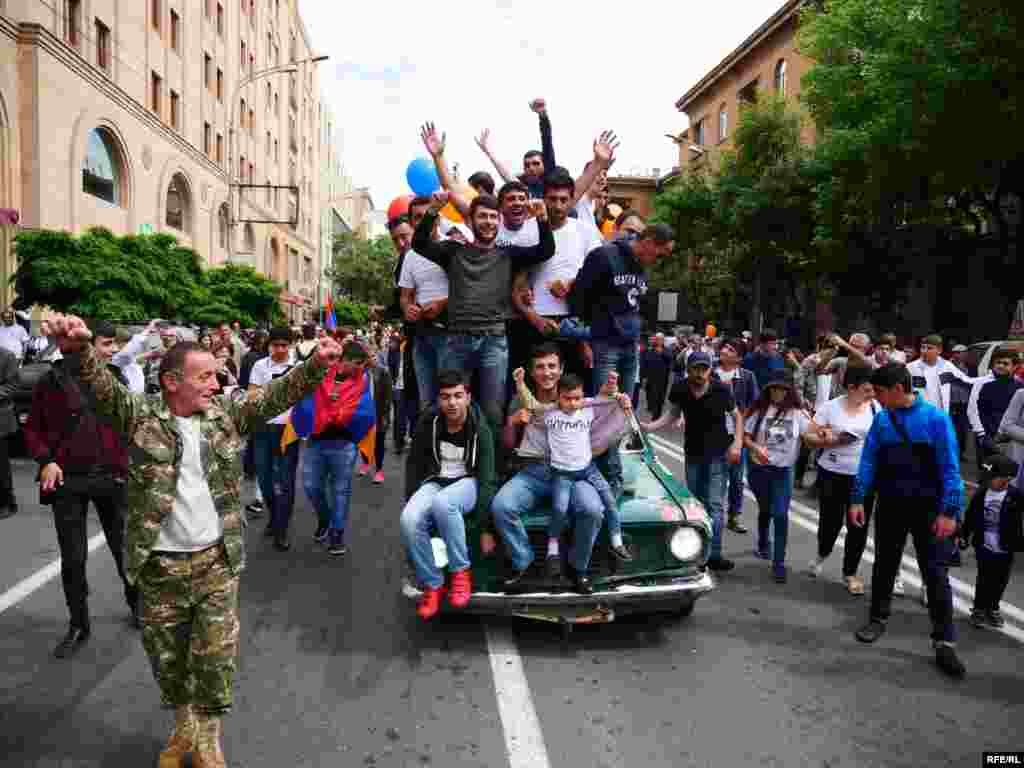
left=952, top=344, right=967, bottom=353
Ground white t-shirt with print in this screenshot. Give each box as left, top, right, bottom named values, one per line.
left=438, top=433, right=468, bottom=479
left=398, top=249, right=450, bottom=306
left=155, top=416, right=223, bottom=552
left=530, top=217, right=601, bottom=317
left=545, top=406, right=595, bottom=472
left=496, top=217, right=540, bottom=249
left=249, top=354, right=296, bottom=425
left=745, top=406, right=811, bottom=468
left=982, top=488, right=1008, bottom=553
left=717, top=368, right=739, bottom=435
left=814, top=396, right=877, bottom=476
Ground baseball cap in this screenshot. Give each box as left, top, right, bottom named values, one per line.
left=687, top=351, right=712, bottom=368
left=952, top=344, right=967, bottom=353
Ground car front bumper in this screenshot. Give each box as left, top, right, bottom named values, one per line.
left=402, top=571, right=714, bottom=622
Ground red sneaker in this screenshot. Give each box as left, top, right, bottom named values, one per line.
left=416, top=586, right=445, bottom=620
left=448, top=569, right=473, bottom=609
left=358, top=462, right=370, bottom=476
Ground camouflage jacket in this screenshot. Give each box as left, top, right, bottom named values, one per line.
left=75, top=343, right=327, bottom=584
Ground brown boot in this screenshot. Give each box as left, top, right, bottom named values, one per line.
left=193, top=712, right=227, bottom=768
left=157, top=705, right=196, bottom=768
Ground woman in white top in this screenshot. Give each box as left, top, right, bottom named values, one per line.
left=802, top=365, right=878, bottom=594
left=743, top=369, right=813, bottom=583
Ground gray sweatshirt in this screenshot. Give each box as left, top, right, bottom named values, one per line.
left=413, top=211, right=554, bottom=334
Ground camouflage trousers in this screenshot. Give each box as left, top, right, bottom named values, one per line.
left=138, top=542, right=240, bottom=715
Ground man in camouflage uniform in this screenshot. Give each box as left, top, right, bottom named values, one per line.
left=52, top=314, right=341, bottom=768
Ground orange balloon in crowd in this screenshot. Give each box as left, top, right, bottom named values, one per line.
left=706, top=324, right=717, bottom=338
left=440, top=184, right=478, bottom=224
left=600, top=219, right=616, bottom=239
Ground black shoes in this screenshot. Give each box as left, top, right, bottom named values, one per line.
left=610, top=543, right=633, bottom=562
left=545, top=555, right=562, bottom=581
left=327, top=531, right=347, bottom=556
left=246, top=500, right=264, bottom=518
left=706, top=557, right=735, bottom=572
left=855, top=619, right=886, bottom=643
left=53, top=626, right=90, bottom=659
left=935, top=643, right=966, bottom=679
left=313, top=524, right=329, bottom=543
left=573, top=574, right=594, bottom=595
left=273, top=530, right=291, bottom=552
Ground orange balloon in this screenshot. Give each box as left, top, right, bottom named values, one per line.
left=706, top=324, right=717, bottom=338
left=601, top=219, right=616, bottom=239
left=441, top=184, right=479, bottom=224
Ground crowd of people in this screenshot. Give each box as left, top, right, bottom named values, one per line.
left=3, top=97, right=1023, bottom=766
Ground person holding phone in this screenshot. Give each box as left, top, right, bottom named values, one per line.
left=803, top=365, right=880, bottom=594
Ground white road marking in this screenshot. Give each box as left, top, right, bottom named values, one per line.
left=485, top=625, right=552, bottom=768
left=648, top=433, right=1024, bottom=644
left=0, top=533, right=108, bottom=615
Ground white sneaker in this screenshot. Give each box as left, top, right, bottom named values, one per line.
left=892, top=575, right=905, bottom=597
left=807, top=557, right=825, bottom=578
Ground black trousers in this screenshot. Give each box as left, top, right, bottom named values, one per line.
left=644, top=377, right=668, bottom=421
left=53, top=484, right=137, bottom=630
left=973, top=547, right=1014, bottom=612
left=868, top=496, right=957, bottom=643
left=950, top=403, right=969, bottom=457
left=816, top=467, right=874, bottom=576
left=0, top=434, right=13, bottom=506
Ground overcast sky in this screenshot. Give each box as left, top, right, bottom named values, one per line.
left=299, top=0, right=784, bottom=209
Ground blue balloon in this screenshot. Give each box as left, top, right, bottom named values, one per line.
left=406, top=157, right=440, bottom=197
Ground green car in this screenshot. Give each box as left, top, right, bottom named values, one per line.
left=402, top=428, right=715, bottom=627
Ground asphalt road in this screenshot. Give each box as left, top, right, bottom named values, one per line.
left=1, top=425, right=1022, bottom=768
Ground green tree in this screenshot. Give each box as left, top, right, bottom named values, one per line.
left=327, top=232, right=397, bottom=307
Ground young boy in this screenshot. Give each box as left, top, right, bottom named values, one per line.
left=960, top=454, right=1024, bottom=629
left=513, top=368, right=631, bottom=573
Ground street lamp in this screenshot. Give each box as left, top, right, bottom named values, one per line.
left=227, top=54, right=329, bottom=262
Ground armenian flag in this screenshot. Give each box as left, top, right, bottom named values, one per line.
left=325, top=297, right=337, bottom=332
left=281, top=366, right=376, bottom=461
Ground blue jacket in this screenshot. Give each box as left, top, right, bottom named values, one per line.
left=852, top=395, right=964, bottom=518
left=567, top=240, right=647, bottom=343
left=742, top=350, right=784, bottom=390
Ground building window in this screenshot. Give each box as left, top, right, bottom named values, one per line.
left=273, top=139, right=278, bottom=162
left=249, top=53, right=255, bottom=79
left=265, top=178, right=272, bottom=206
left=216, top=68, right=223, bottom=101
left=170, top=90, right=180, bottom=130
left=204, top=53, right=212, bottom=90
left=248, top=161, right=254, bottom=184
left=266, top=82, right=271, bottom=110
left=240, top=40, right=246, bottom=71
left=239, top=156, right=245, bottom=180
left=95, top=19, right=110, bottom=71
left=170, top=10, right=180, bottom=52
left=151, top=0, right=161, bottom=33
left=216, top=133, right=223, bottom=164
left=774, top=59, right=787, bottom=96
left=216, top=3, right=224, bottom=37
left=274, top=93, right=279, bottom=115
left=204, top=122, right=212, bottom=156
left=719, top=105, right=728, bottom=142
left=217, top=204, right=229, bottom=249
left=243, top=223, right=255, bottom=252
left=82, top=127, right=123, bottom=205
left=249, top=108, right=255, bottom=135
left=240, top=98, right=246, bottom=129
left=151, top=71, right=162, bottom=116
left=165, top=174, right=190, bottom=232
left=693, top=118, right=704, bottom=146
left=64, top=0, right=82, bottom=46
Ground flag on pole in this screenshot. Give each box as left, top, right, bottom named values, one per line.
left=280, top=366, right=376, bottom=462
left=325, top=297, right=337, bottom=331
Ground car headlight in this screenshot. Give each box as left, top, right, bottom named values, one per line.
left=669, top=527, right=703, bottom=561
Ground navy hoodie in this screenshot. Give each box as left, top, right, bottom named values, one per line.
left=568, top=240, right=647, bottom=344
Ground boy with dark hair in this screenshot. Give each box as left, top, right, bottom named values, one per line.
left=968, top=347, right=1023, bottom=469
left=959, top=454, right=1023, bottom=629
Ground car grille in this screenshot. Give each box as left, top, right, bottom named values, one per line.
left=527, top=528, right=670, bottom=578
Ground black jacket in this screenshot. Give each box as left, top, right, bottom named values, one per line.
left=961, top=484, right=1024, bottom=553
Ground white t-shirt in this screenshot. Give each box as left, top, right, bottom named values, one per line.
left=438, top=431, right=468, bottom=479
left=718, top=369, right=739, bottom=435
left=745, top=406, right=810, bottom=468
left=398, top=249, right=450, bottom=305
left=982, top=488, right=1007, bottom=553
left=919, top=360, right=944, bottom=409
left=155, top=416, right=223, bottom=552
left=574, top=197, right=603, bottom=242
left=815, top=375, right=832, bottom=411
left=530, top=218, right=600, bottom=317
left=496, top=217, right=540, bottom=249
left=0, top=324, right=28, bottom=358
left=545, top=406, right=595, bottom=472
left=814, top=396, right=877, bottom=476
left=249, top=354, right=296, bottom=424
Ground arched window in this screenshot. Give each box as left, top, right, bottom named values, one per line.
left=82, top=127, right=123, bottom=205
left=243, top=222, right=255, bottom=252
left=774, top=59, right=787, bottom=96
left=719, top=105, right=728, bottom=141
left=217, top=204, right=229, bottom=249
left=165, top=173, right=191, bottom=232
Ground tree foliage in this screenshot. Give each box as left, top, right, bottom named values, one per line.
left=326, top=232, right=397, bottom=307
left=11, top=227, right=284, bottom=326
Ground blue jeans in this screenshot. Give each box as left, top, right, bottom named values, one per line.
left=725, top=447, right=747, bottom=518
left=591, top=340, right=639, bottom=398
left=252, top=427, right=299, bottom=533
left=747, top=464, right=793, bottom=567
left=491, top=463, right=604, bottom=574
left=302, top=438, right=358, bottom=533
left=440, top=333, right=508, bottom=429
left=685, top=459, right=727, bottom=560
left=557, top=317, right=591, bottom=341
left=400, top=479, right=477, bottom=589
left=551, top=462, right=619, bottom=537
left=413, top=333, right=449, bottom=412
